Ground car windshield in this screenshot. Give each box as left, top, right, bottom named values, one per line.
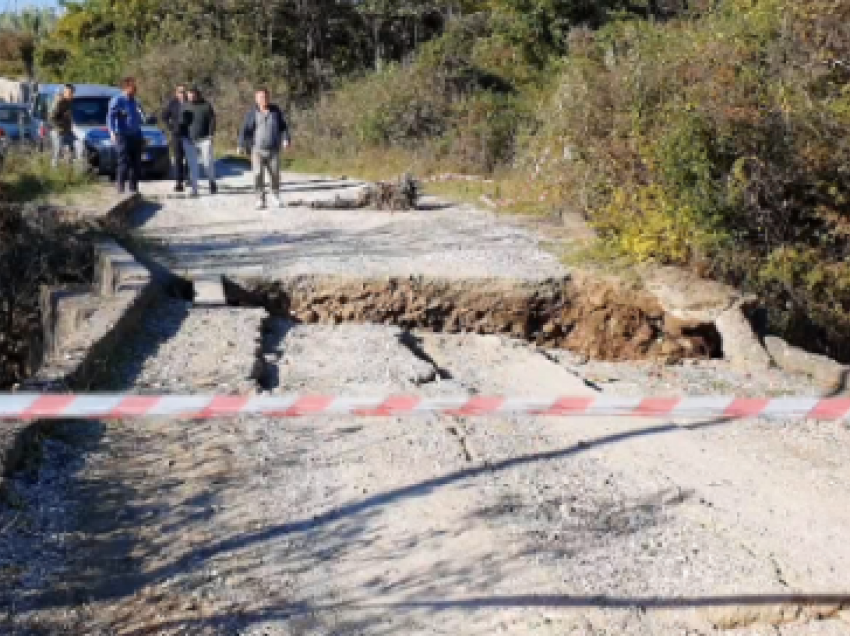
left=71, top=97, right=111, bottom=126
left=0, top=107, right=31, bottom=124
left=69, top=96, right=148, bottom=126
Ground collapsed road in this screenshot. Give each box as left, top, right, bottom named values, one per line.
left=1, top=165, right=850, bottom=635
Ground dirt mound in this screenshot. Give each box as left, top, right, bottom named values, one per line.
left=226, top=275, right=721, bottom=362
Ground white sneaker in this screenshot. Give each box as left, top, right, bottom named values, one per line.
left=273, top=194, right=285, bottom=208
left=255, top=199, right=267, bottom=210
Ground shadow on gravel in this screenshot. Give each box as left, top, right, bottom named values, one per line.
left=128, top=200, right=163, bottom=228
left=257, top=317, right=296, bottom=391
left=3, top=287, right=844, bottom=633
left=112, top=592, right=850, bottom=636
left=1, top=296, right=192, bottom=633
left=7, top=396, right=850, bottom=635
left=18, top=408, right=850, bottom=635
left=127, top=223, right=525, bottom=276
left=213, top=159, right=250, bottom=179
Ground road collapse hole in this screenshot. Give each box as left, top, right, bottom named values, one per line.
left=223, top=275, right=722, bottom=363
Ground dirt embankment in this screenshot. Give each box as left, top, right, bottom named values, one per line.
left=226, top=275, right=721, bottom=363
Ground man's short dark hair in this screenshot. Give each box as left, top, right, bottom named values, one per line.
left=256, top=87, right=270, bottom=96
left=64, top=83, right=75, bottom=92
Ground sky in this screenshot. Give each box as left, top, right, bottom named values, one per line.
left=2, top=0, right=60, bottom=10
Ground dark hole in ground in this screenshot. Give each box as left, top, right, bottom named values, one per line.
left=223, top=275, right=723, bottom=363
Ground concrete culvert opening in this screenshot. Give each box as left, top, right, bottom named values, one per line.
left=223, top=275, right=722, bottom=363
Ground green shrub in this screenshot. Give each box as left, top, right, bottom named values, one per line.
left=519, top=0, right=850, bottom=359
left=292, top=15, right=534, bottom=176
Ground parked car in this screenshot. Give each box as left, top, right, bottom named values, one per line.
left=30, top=83, right=170, bottom=178
left=0, top=103, right=37, bottom=144
left=0, top=103, right=36, bottom=169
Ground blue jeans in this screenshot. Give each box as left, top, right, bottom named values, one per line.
left=116, top=133, right=143, bottom=193
left=51, top=130, right=83, bottom=167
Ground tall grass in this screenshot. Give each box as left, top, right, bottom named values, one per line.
left=0, top=147, right=94, bottom=203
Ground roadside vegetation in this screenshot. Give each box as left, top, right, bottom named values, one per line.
left=1, top=0, right=848, bottom=359
left=0, top=148, right=94, bottom=203
left=297, top=1, right=850, bottom=362
left=0, top=150, right=95, bottom=390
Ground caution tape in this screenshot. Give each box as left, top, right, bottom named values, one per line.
left=1, top=393, right=849, bottom=420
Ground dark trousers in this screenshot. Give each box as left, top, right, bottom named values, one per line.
left=171, top=134, right=187, bottom=185
left=116, top=133, right=143, bottom=193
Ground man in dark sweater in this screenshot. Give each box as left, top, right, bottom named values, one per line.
left=238, top=88, right=291, bottom=210
left=161, top=83, right=189, bottom=192
left=49, top=84, right=83, bottom=168
left=181, top=87, right=217, bottom=196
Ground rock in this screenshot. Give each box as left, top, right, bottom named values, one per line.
left=764, top=336, right=849, bottom=388
left=714, top=304, right=773, bottom=371
left=641, top=267, right=773, bottom=370
left=541, top=321, right=559, bottom=336
left=643, top=265, right=755, bottom=323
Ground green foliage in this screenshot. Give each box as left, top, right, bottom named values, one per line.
left=0, top=30, right=35, bottom=77
left=594, top=185, right=715, bottom=264
left=26, top=0, right=850, bottom=359
left=294, top=14, right=535, bottom=174
left=522, top=0, right=850, bottom=359
left=487, top=0, right=620, bottom=64
left=1, top=149, right=94, bottom=203
left=125, top=40, right=288, bottom=142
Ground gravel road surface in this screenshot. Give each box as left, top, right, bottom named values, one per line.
left=131, top=167, right=566, bottom=281
left=2, top=168, right=849, bottom=635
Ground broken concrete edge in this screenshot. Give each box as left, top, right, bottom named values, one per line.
left=640, top=265, right=850, bottom=382
left=1, top=193, right=159, bottom=497
left=27, top=191, right=141, bottom=227
left=100, top=191, right=142, bottom=230
left=1, top=270, right=161, bottom=498
left=764, top=336, right=850, bottom=391
left=222, top=272, right=723, bottom=362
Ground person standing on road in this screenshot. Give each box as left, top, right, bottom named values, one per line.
left=49, top=83, right=83, bottom=168
left=237, top=88, right=291, bottom=210
left=162, top=83, right=189, bottom=192
left=181, top=87, right=218, bottom=196
left=108, top=77, right=145, bottom=194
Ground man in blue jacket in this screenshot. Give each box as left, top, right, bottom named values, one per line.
left=108, top=77, right=145, bottom=194
left=237, top=88, right=291, bottom=210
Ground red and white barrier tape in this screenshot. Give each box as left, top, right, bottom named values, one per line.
left=1, top=393, right=849, bottom=420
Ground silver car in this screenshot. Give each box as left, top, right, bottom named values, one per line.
left=30, top=83, right=170, bottom=178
